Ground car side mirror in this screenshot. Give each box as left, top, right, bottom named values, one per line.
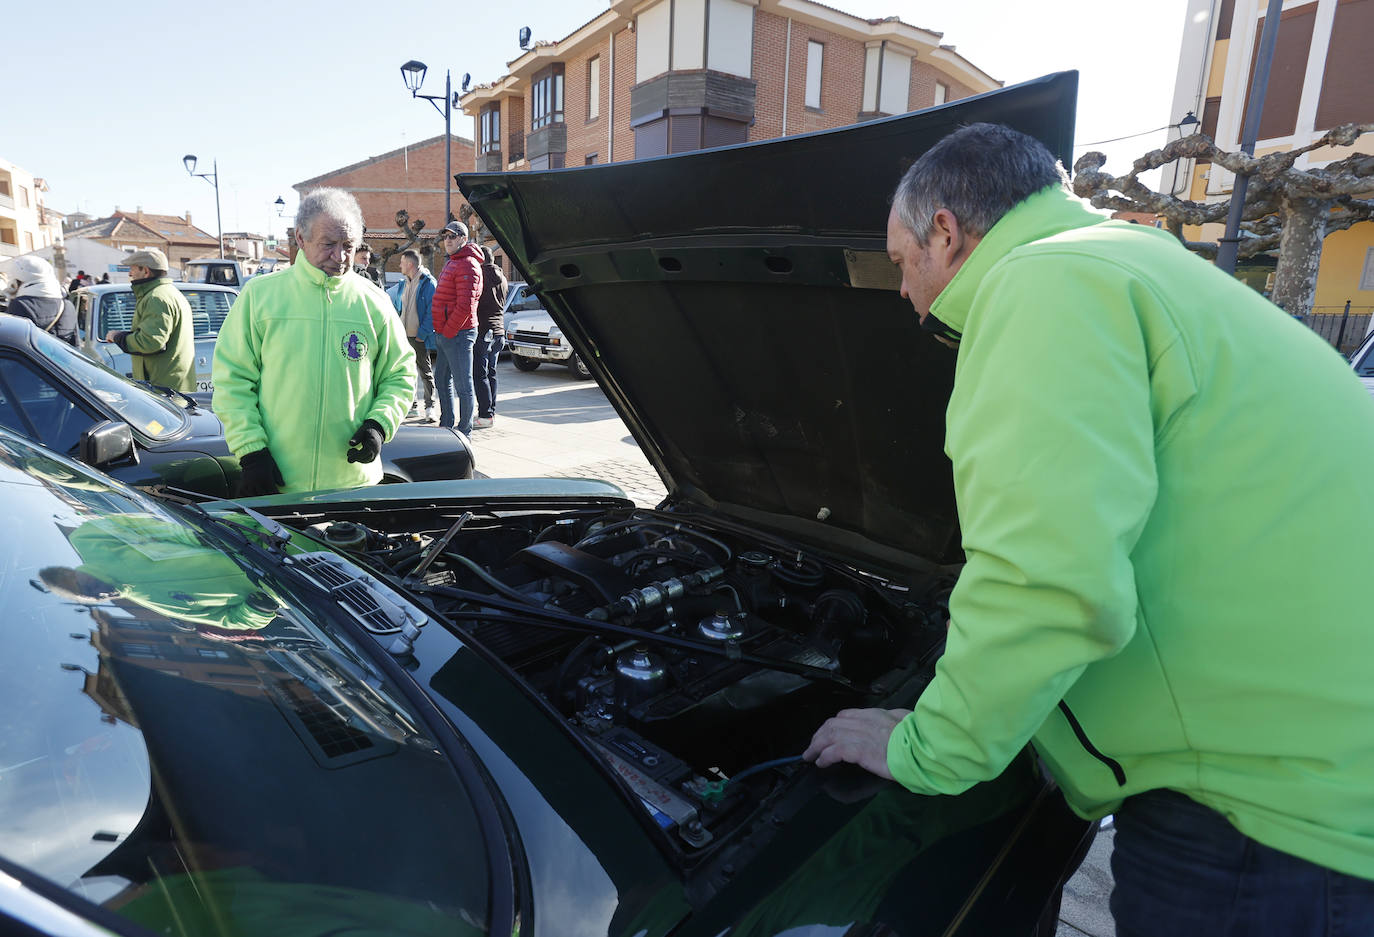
left=79, top=421, right=138, bottom=468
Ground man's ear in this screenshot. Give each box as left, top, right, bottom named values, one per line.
left=929, top=209, right=967, bottom=266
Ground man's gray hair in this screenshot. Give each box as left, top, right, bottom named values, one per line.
left=893, top=123, right=1068, bottom=245
left=295, top=187, right=365, bottom=243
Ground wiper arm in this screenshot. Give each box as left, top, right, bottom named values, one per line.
left=172, top=498, right=293, bottom=555
left=136, top=380, right=201, bottom=411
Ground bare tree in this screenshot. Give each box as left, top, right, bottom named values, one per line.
left=1071, top=123, right=1374, bottom=315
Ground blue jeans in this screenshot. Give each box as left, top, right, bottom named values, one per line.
left=1111, top=789, right=1374, bottom=937
left=433, top=329, right=476, bottom=434
left=473, top=328, right=504, bottom=418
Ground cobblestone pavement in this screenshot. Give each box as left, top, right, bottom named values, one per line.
left=406, top=356, right=1113, bottom=936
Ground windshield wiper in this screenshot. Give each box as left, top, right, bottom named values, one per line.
left=170, top=497, right=293, bottom=555
left=136, top=380, right=201, bottom=411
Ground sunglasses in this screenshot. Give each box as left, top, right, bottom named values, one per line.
left=443, top=232, right=462, bottom=239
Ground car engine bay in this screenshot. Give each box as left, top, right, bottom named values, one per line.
left=272, top=501, right=954, bottom=855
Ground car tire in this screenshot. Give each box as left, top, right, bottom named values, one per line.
left=570, top=355, right=591, bottom=379
left=512, top=355, right=541, bottom=372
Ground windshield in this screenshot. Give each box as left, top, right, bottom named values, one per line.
left=33, top=329, right=188, bottom=440
left=0, top=434, right=491, bottom=936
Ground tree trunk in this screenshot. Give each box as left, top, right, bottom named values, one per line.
left=1267, top=197, right=1325, bottom=316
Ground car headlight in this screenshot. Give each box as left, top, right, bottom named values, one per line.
left=549, top=327, right=562, bottom=346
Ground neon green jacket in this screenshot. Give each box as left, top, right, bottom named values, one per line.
left=121, top=277, right=196, bottom=391
left=212, top=256, right=416, bottom=491
left=887, top=186, right=1374, bottom=879
left=69, top=513, right=278, bottom=632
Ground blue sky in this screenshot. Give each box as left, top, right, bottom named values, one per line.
left=7, top=0, right=1186, bottom=239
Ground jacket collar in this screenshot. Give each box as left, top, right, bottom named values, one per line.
left=292, top=252, right=346, bottom=290
left=131, top=276, right=173, bottom=299
left=928, top=186, right=1108, bottom=335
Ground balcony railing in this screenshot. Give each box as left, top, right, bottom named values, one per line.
left=0, top=193, right=15, bottom=211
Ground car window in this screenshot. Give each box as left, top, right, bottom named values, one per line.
left=98, top=290, right=139, bottom=332
left=508, top=286, right=543, bottom=313
left=0, top=356, right=98, bottom=456
left=29, top=329, right=187, bottom=440
left=181, top=289, right=233, bottom=336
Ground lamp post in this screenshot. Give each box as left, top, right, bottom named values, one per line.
left=1215, top=0, right=1284, bottom=276
left=400, top=60, right=460, bottom=228
left=182, top=154, right=224, bottom=259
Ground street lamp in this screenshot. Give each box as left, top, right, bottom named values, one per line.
left=274, top=196, right=287, bottom=216
left=400, top=59, right=461, bottom=228
left=182, top=154, right=224, bottom=259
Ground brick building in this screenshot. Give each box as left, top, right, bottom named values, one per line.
left=455, top=0, right=997, bottom=269
left=460, top=0, right=997, bottom=170
left=292, top=134, right=476, bottom=269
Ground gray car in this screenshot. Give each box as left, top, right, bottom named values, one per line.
left=74, top=281, right=237, bottom=392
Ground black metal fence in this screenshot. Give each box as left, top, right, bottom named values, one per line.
left=1293, top=302, right=1373, bottom=357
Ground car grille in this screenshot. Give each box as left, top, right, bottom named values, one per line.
left=290, top=552, right=425, bottom=636
left=513, top=330, right=556, bottom=347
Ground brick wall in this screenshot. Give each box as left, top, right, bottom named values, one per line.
left=565, top=37, right=611, bottom=164
left=611, top=26, right=637, bottom=162
left=296, top=136, right=475, bottom=270
left=751, top=11, right=871, bottom=141
left=909, top=60, right=977, bottom=110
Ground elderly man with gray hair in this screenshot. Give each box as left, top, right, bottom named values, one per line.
left=804, top=123, right=1374, bottom=933
left=212, top=187, right=416, bottom=496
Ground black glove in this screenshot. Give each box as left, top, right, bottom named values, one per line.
left=347, top=419, right=385, bottom=464
left=238, top=448, right=284, bottom=497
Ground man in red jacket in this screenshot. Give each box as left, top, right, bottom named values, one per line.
left=430, top=220, right=483, bottom=435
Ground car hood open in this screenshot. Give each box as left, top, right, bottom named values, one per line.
left=459, top=72, right=1077, bottom=569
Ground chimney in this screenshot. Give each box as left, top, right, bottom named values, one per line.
left=185, top=211, right=192, bottom=225
left=136, top=206, right=143, bottom=220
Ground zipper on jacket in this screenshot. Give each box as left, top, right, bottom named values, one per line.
left=1058, top=701, right=1127, bottom=786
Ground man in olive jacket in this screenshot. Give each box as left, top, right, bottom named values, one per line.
left=104, top=248, right=195, bottom=391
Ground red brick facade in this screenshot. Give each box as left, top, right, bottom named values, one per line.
left=461, top=0, right=997, bottom=178
left=293, top=134, right=475, bottom=272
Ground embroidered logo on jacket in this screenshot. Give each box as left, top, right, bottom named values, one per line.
left=340, top=331, right=368, bottom=362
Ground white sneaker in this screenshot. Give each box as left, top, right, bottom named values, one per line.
left=473, top=416, right=494, bottom=428
left=424, top=408, right=437, bottom=423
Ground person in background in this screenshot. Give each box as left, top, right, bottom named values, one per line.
left=803, top=122, right=1374, bottom=936
left=212, top=188, right=416, bottom=496
left=353, top=242, right=384, bottom=287
left=397, top=248, right=438, bottom=422
left=8, top=256, right=79, bottom=346
left=103, top=249, right=195, bottom=389
left=430, top=221, right=482, bottom=436
left=472, top=246, right=508, bottom=429
left=68, top=269, right=88, bottom=293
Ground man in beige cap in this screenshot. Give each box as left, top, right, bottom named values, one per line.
left=104, top=248, right=195, bottom=391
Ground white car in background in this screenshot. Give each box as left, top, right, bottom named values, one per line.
left=1351, top=327, right=1374, bottom=397
left=503, top=281, right=592, bottom=379
left=73, top=282, right=237, bottom=392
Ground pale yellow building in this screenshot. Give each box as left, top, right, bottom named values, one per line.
left=0, top=157, right=62, bottom=259
left=1164, top=0, right=1374, bottom=319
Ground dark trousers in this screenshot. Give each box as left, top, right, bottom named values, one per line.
left=473, top=328, right=504, bottom=418
left=1110, top=789, right=1374, bottom=937
left=408, top=337, right=435, bottom=408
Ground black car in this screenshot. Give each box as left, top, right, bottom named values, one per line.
left=0, top=315, right=476, bottom=497
left=0, top=73, right=1093, bottom=937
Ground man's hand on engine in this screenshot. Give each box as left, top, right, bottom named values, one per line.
left=803, top=707, right=912, bottom=780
